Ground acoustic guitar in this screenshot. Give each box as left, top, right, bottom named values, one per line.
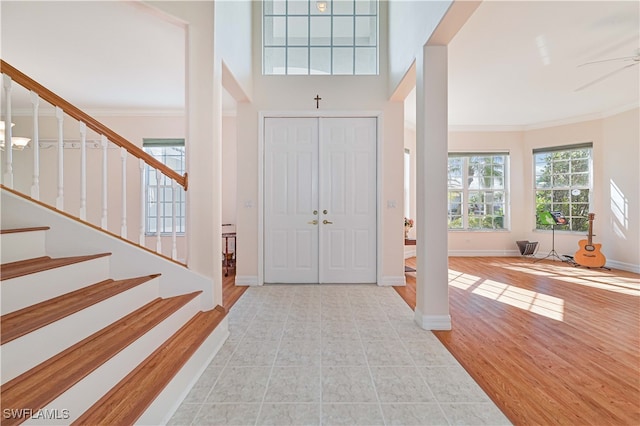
left=574, top=213, right=606, bottom=268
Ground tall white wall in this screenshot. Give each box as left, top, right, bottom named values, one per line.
left=387, top=0, right=452, bottom=94
left=222, top=115, right=238, bottom=227
left=235, top=0, right=406, bottom=284
left=141, top=2, right=221, bottom=308
left=601, top=109, right=640, bottom=269
left=214, top=0, right=253, bottom=101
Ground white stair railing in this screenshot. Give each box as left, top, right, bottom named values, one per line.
left=0, top=60, right=188, bottom=264
left=3, top=75, right=14, bottom=188
left=79, top=122, right=87, bottom=220
left=55, top=106, right=64, bottom=210
left=30, top=91, right=40, bottom=200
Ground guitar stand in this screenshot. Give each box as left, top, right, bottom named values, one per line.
left=566, top=255, right=611, bottom=270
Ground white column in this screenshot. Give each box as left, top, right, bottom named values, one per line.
left=151, top=1, right=217, bottom=309
left=139, top=159, right=146, bottom=246
left=415, top=44, right=451, bottom=330
left=30, top=91, right=40, bottom=200
left=120, top=147, right=127, bottom=238
left=79, top=122, right=87, bottom=220
left=101, top=135, right=108, bottom=230
left=3, top=75, right=14, bottom=188
left=55, top=107, right=64, bottom=210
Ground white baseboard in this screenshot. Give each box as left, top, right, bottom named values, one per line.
left=600, top=260, right=640, bottom=274
left=448, top=249, right=521, bottom=257
left=234, top=275, right=259, bottom=286
left=414, top=308, right=451, bottom=330
left=379, top=276, right=405, bottom=286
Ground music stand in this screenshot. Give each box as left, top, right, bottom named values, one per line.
left=534, top=211, right=566, bottom=263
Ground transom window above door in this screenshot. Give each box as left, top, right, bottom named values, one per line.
left=263, top=0, right=378, bottom=75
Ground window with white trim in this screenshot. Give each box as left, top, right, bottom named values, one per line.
left=534, top=143, right=592, bottom=232
left=263, top=0, right=378, bottom=75
left=143, top=139, right=186, bottom=235
left=448, top=153, right=509, bottom=230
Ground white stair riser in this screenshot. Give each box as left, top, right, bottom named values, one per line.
left=25, top=295, right=202, bottom=425
left=1, top=231, right=47, bottom=264
left=144, top=317, right=230, bottom=425
left=0, top=257, right=110, bottom=314
left=0, top=278, right=161, bottom=386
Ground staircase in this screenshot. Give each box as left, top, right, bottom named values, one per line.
left=0, top=191, right=230, bottom=425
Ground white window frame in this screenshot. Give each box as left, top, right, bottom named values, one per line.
left=448, top=152, right=510, bottom=231
left=262, top=0, right=379, bottom=75
left=533, top=143, right=593, bottom=233
left=143, top=139, right=186, bottom=236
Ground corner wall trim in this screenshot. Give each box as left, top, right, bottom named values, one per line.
left=234, top=275, right=259, bottom=286
left=414, top=308, right=451, bottom=330
left=379, top=276, right=406, bottom=287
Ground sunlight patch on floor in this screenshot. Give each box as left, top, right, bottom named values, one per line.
left=502, top=262, right=640, bottom=296
left=448, top=270, right=482, bottom=290
left=471, top=278, right=565, bottom=321
left=447, top=269, right=565, bottom=321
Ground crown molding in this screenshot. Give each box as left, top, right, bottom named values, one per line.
left=446, top=102, right=639, bottom=133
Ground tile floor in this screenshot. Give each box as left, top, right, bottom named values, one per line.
left=169, top=285, right=511, bottom=425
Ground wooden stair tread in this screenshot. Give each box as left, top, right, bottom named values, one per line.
left=74, top=306, right=226, bottom=426
left=0, top=253, right=112, bottom=281
left=0, top=274, right=161, bottom=345
left=0, top=292, right=201, bottom=426
left=0, top=227, right=50, bottom=234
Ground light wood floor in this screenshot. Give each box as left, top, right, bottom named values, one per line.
left=398, top=257, right=640, bottom=426
left=222, top=267, right=247, bottom=311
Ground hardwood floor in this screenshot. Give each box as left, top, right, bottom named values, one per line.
left=222, top=267, right=247, bottom=311
left=397, top=257, right=640, bottom=426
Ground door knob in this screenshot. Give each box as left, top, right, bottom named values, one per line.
left=313, top=210, right=318, bottom=215
left=323, top=210, right=328, bottom=214
left=323, top=220, right=333, bottom=224
left=308, top=220, right=318, bottom=225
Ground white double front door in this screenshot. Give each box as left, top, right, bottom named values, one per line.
left=264, top=117, right=377, bottom=284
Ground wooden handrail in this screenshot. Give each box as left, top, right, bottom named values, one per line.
left=0, top=60, right=187, bottom=190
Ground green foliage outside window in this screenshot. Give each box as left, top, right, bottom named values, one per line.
left=534, top=146, right=591, bottom=232
left=448, top=154, right=507, bottom=230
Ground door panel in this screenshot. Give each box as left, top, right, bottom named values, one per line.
left=264, top=117, right=376, bottom=284
left=320, top=117, right=377, bottom=283
left=264, top=118, right=319, bottom=283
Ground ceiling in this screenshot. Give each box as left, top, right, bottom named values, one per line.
left=408, top=0, right=639, bottom=129
left=2, top=1, right=638, bottom=128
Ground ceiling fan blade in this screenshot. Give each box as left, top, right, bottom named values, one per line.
left=575, top=62, right=638, bottom=92
left=578, top=56, right=637, bottom=67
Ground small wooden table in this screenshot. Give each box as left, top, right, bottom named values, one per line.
left=222, top=232, right=236, bottom=277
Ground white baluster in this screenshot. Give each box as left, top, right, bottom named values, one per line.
left=79, top=122, right=87, bottom=220
left=30, top=91, right=40, bottom=200
left=3, top=75, right=14, bottom=188
left=120, top=147, right=127, bottom=238
left=171, top=180, right=178, bottom=260
left=55, top=107, right=64, bottom=210
left=101, top=135, right=108, bottom=230
left=139, top=159, right=146, bottom=246
left=156, top=169, right=162, bottom=253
